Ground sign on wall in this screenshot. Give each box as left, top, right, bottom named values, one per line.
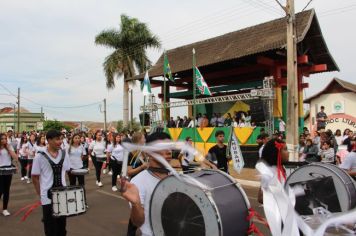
left=332, top=100, right=345, bottom=114
left=36, top=122, right=44, bottom=130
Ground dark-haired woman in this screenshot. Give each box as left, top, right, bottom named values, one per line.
left=34, top=134, right=47, bottom=154
left=0, top=133, right=18, bottom=216
left=89, top=131, right=106, bottom=187
left=26, top=133, right=36, bottom=184
left=106, top=133, right=124, bottom=192
left=17, top=135, right=29, bottom=181
left=67, top=133, right=86, bottom=186
left=80, top=134, right=89, bottom=169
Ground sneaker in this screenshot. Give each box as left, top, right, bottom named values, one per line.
left=108, top=171, right=113, bottom=175
left=98, top=182, right=103, bottom=187
left=24, top=176, right=29, bottom=180
left=26, top=179, right=31, bottom=184
left=103, top=169, right=107, bottom=174
left=21, top=177, right=25, bottom=181
left=95, top=181, right=99, bottom=186
left=112, top=186, right=118, bottom=192
left=2, top=210, right=10, bottom=216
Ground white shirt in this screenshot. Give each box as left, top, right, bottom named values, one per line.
left=27, top=141, right=36, bottom=159
left=259, top=144, right=265, bottom=158
left=180, top=150, right=195, bottom=166
left=67, top=145, right=85, bottom=170
left=31, top=148, right=70, bottom=205
left=335, top=136, right=343, bottom=146
left=279, top=120, right=286, bottom=132
left=89, top=140, right=106, bottom=158
left=0, top=146, right=14, bottom=167
left=187, top=119, right=195, bottom=128
left=339, top=151, right=356, bottom=172
left=34, top=144, right=47, bottom=154
left=130, top=170, right=160, bottom=236
left=106, top=143, right=124, bottom=162
left=18, top=143, right=29, bottom=157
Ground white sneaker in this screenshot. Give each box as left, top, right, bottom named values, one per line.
left=24, top=176, right=29, bottom=180
left=26, top=179, right=31, bottom=184
left=108, top=171, right=113, bottom=175
left=112, top=186, right=118, bottom=192
left=103, top=169, right=107, bottom=174
left=2, top=210, right=10, bottom=216
left=95, top=181, right=99, bottom=186
left=21, top=177, right=25, bottom=181
left=98, top=182, right=103, bottom=187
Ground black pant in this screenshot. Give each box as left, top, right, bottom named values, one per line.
left=0, top=174, right=12, bottom=209
left=110, top=159, right=122, bottom=187
left=82, top=156, right=89, bottom=169
left=27, top=159, right=33, bottom=179
left=91, top=156, right=104, bottom=182
left=42, top=204, right=66, bottom=236
left=127, top=219, right=137, bottom=236
left=19, top=158, right=28, bottom=177
left=68, top=173, right=85, bottom=186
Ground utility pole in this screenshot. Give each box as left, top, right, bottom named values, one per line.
left=103, top=98, right=107, bottom=131
left=40, top=106, right=43, bottom=121
left=17, top=87, right=20, bottom=133
left=285, top=0, right=299, bottom=161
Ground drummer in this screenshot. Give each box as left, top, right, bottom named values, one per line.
left=0, top=133, right=19, bottom=216
left=177, top=137, right=196, bottom=173
left=32, top=130, right=70, bottom=236
left=339, top=136, right=356, bottom=179
left=121, top=132, right=172, bottom=236
left=67, top=133, right=86, bottom=186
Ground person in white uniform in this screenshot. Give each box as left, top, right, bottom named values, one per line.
left=0, top=133, right=19, bottom=216
left=122, top=132, right=172, bottom=236
left=106, top=133, right=124, bottom=192
left=32, top=130, right=70, bottom=236
left=17, top=135, right=29, bottom=181
left=26, top=133, right=37, bottom=183
left=67, top=133, right=86, bottom=186
left=89, top=131, right=106, bottom=187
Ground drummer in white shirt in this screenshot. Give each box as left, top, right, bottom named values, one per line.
left=106, top=133, right=124, bottom=192
left=0, top=133, right=19, bottom=216
left=67, top=133, right=86, bottom=186
left=89, top=131, right=107, bottom=187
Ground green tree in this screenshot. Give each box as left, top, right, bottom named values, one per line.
left=95, top=14, right=160, bottom=127
left=43, top=120, right=71, bottom=132
left=116, top=118, right=141, bottom=133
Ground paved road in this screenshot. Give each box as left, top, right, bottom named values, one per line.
left=0, top=171, right=270, bottom=236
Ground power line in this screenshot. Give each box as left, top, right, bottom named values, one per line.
left=20, top=95, right=102, bottom=109
left=0, top=82, right=17, bottom=98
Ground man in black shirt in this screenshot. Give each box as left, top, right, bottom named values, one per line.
left=316, top=106, right=328, bottom=131
left=205, top=130, right=231, bottom=173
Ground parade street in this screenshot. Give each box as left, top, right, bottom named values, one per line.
left=0, top=169, right=270, bottom=236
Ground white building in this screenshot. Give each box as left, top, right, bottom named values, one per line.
left=304, top=78, right=356, bottom=132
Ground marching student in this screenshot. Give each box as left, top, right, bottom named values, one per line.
left=80, top=134, right=89, bottom=170
left=26, top=133, right=37, bottom=184
left=0, top=133, right=19, bottom=216
left=17, top=135, right=29, bottom=181
left=89, top=130, right=106, bottom=187
left=178, top=137, right=195, bottom=173
left=35, top=134, right=47, bottom=154
left=122, top=132, right=173, bottom=236
left=106, top=133, right=124, bottom=192
left=32, top=130, right=70, bottom=236
left=205, top=130, right=230, bottom=173
left=67, top=133, right=86, bottom=186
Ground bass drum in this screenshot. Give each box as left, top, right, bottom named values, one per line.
left=150, top=169, right=250, bottom=236
left=286, top=163, right=356, bottom=215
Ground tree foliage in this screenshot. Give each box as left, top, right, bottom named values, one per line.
left=43, top=120, right=70, bottom=132
left=116, top=118, right=141, bottom=133
left=95, top=14, right=161, bottom=88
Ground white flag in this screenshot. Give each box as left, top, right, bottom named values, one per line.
left=230, top=130, right=244, bottom=174
left=141, top=71, right=152, bottom=96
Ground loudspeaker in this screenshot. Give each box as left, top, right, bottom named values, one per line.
left=139, top=112, right=150, bottom=126
left=249, top=101, right=265, bottom=122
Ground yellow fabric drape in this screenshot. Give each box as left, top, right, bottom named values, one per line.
left=234, top=127, right=254, bottom=144
left=168, top=128, right=183, bottom=141
left=224, top=101, right=250, bottom=118
left=197, top=127, right=215, bottom=143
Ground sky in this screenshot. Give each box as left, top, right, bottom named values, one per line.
left=0, top=0, right=355, bottom=122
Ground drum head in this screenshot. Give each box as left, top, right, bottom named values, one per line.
left=286, top=163, right=356, bottom=215
left=150, top=169, right=250, bottom=236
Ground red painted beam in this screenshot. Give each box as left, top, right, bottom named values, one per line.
left=257, top=56, right=275, bottom=66
left=301, top=83, right=309, bottom=89
left=276, top=55, right=309, bottom=67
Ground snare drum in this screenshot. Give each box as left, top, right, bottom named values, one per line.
left=50, top=186, right=86, bottom=217
left=71, top=169, right=89, bottom=175
left=150, top=169, right=251, bottom=236
left=286, top=163, right=356, bottom=215
left=0, top=166, right=17, bottom=175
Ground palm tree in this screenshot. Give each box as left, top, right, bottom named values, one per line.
left=95, top=14, right=160, bottom=127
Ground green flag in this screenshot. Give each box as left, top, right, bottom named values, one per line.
left=163, top=53, right=174, bottom=82
left=141, top=71, right=152, bottom=96
left=194, top=66, right=212, bottom=96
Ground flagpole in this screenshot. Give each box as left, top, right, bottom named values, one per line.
left=192, top=48, right=196, bottom=147
left=163, top=51, right=167, bottom=128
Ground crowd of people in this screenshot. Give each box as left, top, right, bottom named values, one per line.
left=166, top=110, right=257, bottom=128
